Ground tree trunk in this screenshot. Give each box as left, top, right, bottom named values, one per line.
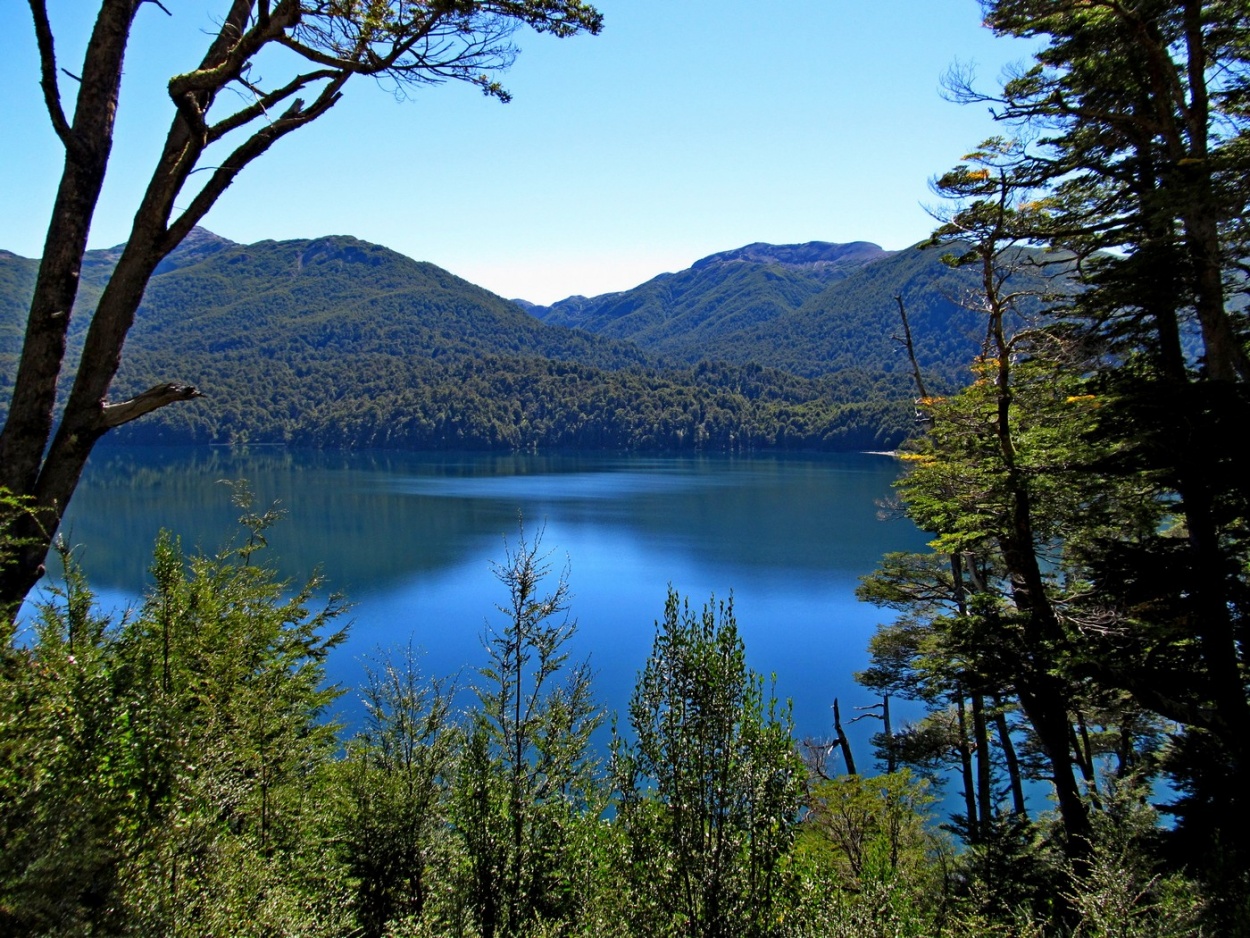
left=972, top=693, right=993, bottom=832
left=993, top=697, right=1026, bottom=817
left=956, top=693, right=979, bottom=843
left=832, top=698, right=856, bottom=776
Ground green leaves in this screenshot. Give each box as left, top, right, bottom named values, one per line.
left=1, top=501, right=351, bottom=935
left=339, top=646, right=458, bottom=937
left=611, top=589, right=804, bottom=938
left=452, top=523, right=604, bottom=938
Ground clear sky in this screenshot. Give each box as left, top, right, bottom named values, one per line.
left=0, top=1, right=1036, bottom=305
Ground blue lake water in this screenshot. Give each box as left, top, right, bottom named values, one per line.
left=40, top=446, right=930, bottom=764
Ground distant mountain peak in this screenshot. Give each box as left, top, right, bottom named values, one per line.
left=151, top=227, right=237, bottom=275
left=691, top=241, right=893, bottom=271
left=291, top=235, right=396, bottom=269
left=180, top=226, right=237, bottom=250
left=520, top=240, right=896, bottom=312
left=92, top=226, right=234, bottom=258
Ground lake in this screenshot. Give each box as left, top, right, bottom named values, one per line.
left=38, top=446, right=930, bottom=763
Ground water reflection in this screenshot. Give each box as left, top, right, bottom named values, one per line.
left=52, top=445, right=930, bottom=761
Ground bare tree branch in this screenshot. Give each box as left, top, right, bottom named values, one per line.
left=99, top=383, right=203, bottom=429
left=207, top=68, right=338, bottom=141
left=27, top=0, right=80, bottom=157
left=165, top=78, right=346, bottom=251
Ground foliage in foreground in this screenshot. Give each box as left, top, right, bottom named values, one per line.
left=0, top=509, right=1217, bottom=937
left=0, top=500, right=351, bottom=936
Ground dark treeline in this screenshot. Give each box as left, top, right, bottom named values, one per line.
left=108, top=354, right=916, bottom=454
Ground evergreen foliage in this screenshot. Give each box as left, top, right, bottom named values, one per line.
left=0, top=500, right=1222, bottom=937
left=0, top=490, right=350, bottom=936
left=0, top=233, right=938, bottom=454
left=339, top=647, right=458, bottom=937
left=853, top=3, right=1250, bottom=934
left=452, top=526, right=603, bottom=938
left=610, top=591, right=804, bottom=938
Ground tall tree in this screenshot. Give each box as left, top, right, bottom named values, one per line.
left=957, top=1, right=1250, bottom=751
left=611, top=590, right=804, bottom=938
left=0, top=0, right=602, bottom=615
left=452, top=525, right=603, bottom=938
left=954, top=3, right=1250, bottom=884
left=890, top=141, right=1101, bottom=865
left=339, top=647, right=457, bottom=938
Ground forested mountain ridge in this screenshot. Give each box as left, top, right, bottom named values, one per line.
left=712, top=244, right=1004, bottom=383
left=0, top=230, right=998, bottom=452
left=521, top=240, right=1011, bottom=387
left=109, top=232, right=652, bottom=369
left=522, top=240, right=892, bottom=351
left=690, top=240, right=894, bottom=275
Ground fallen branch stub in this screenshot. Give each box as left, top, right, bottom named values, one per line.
left=99, top=383, right=203, bottom=429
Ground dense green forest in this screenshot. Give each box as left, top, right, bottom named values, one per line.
left=0, top=229, right=992, bottom=454
left=524, top=239, right=1025, bottom=387
left=0, top=509, right=1209, bottom=937
left=112, top=354, right=914, bottom=452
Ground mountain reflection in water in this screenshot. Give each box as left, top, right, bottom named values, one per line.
left=46, top=446, right=929, bottom=758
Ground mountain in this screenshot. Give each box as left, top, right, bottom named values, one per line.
left=0, top=252, right=37, bottom=361
left=689, top=240, right=894, bottom=275
left=1, top=231, right=918, bottom=452
left=526, top=241, right=893, bottom=357
left=107, top=232, right=651, bottom=370
left=696, top=245, right=997, bottom=383
left=522, top=240, right=1010, bottom=389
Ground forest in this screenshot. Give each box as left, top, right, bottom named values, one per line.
left=3, top=0, right=1250, bottom=935
left=1, top=229, right=974, bottom=456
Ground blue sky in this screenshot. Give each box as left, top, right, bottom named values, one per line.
left=0, top=1, right=1035, bottom=304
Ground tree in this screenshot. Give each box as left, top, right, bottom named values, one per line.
left=947, top=4, right=1250, bottom=909
left=338, top=646, right=457, bottom=938
left=888, top=139, right=1107, bottom=868
left=0, top=490, right=350, bottom=935
left=857, top=551, right=1031, bottom=841
left=804, top=770, right=937, bottom=890
left=958, top=0, right=1250, bottom=761
left=451, top=524, right=603, bottom=938
left=0, top=0, right=603, bottom=615
left=885, top=4, right=1250, bottom=928
left=610, top=590, right=804, bottom=938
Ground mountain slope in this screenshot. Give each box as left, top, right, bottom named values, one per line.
left=527, top=241, right=893, bottom=356
left=523, top=241, right=1041, bottom=389
left=2, top=231, right=918, bottom=452
left=113, top=232, right=650, bottom=372
left=697, top=245, right=992, bottom=383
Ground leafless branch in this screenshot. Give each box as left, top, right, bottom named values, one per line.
left=99, top=383, right=203, bottom=429
left=26, top=0, right=80, bottom=155
left=208, top=68, right=337, bottom=141
left=165, top=76, right=347, bottom=251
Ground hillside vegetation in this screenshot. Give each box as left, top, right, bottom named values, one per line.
left=523, top=240, right=1012, bottom=386
left=0, top=230, right=1003, bottom=452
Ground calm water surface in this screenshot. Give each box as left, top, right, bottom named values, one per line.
left=44, top=446, right=929, bottom=756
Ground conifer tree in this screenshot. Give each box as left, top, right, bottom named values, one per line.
left=611, top=590, right=804, bottom=938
